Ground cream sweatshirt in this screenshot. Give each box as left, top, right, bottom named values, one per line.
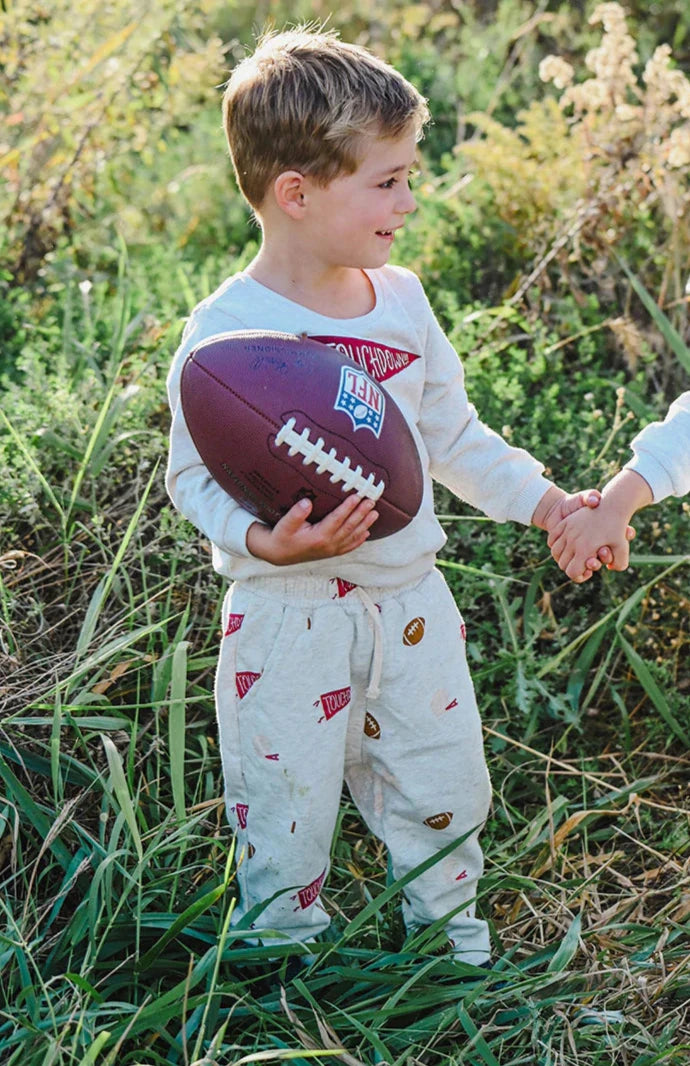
left=165, top=265, right=553, bottom=587
left=625, top=391, right=690, bottom=502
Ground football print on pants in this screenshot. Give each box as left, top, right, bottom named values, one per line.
left=402, top=617, right=425, bottom=645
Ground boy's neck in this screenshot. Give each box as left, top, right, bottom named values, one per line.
left=245, top=248, right=376, bottom=319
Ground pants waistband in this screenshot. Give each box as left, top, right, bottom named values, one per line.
left=236, top=572, right=425, bottom=607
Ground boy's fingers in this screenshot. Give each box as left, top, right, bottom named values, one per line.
left=331, top=506, right=378, bottom=554
left=547, top=526, right=565, bottom=554
left=356, top=507, right=379, bottom=533
left=276, top=497, right=313, bottom=534
left=558, top=489, right=601, bottom=520
left=625, top=524, right=636, bottom=542
left=596, top=545, right=613, bottom=565
left=568, top=560, right=591, bottom=582
left=605, top=542, right=631, bottom=571
left=557, top=545, right=577, bottom=574
left=554, top=495, right=574, bottom=520
left=310, top=495, right=378, bottom=554
left=321, top=494, right=370, bottom=526
left=327, top=495, right=377, bottom=534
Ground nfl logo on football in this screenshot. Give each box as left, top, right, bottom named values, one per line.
left=334, top=366, right=385, bottom=437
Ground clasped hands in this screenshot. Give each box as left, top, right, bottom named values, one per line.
left=540, top=484, right=637, bottom=583
left=247, top=481, right=638, bottom=582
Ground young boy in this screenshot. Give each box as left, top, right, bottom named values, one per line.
left=549, top=391, right=690, bottom=578
left=166, top=28, right=606, bottom=968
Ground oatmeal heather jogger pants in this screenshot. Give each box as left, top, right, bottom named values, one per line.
left=215, top=567, right=492, bottom=964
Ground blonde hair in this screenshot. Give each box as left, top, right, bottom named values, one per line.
left=222, top=28, right=429, bottom=208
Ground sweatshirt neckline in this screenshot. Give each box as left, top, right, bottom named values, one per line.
left=237, top=269, right=385, bottom=326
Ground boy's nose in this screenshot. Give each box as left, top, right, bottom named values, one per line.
left=398, top=184, right=417, bottom=214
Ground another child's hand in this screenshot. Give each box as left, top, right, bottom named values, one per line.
left=547, top=500, right=636, bottom=581
left=532, top=487, right=603, bottom=582
left=246, top=495, right=378, bottom=565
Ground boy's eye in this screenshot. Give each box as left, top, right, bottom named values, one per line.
left=379, top=171, right=417, bottom=190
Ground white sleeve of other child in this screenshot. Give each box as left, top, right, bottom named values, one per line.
left=625, top=391, right=690, bottom=502
left=165, top=312, right=257, bottom=557
left=415, top=287, right=553, bottom=525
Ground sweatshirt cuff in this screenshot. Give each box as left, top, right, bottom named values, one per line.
left=624, top=454, right=672, bottom=504
left=510, top=474, right=555, bottom=526
left=221, top=506, right=262, bottom=556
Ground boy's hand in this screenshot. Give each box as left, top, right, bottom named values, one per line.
left=246, top=495, right=378, bottom=565
left=547, top=503, right=636, bottom=581
left=547, top=471, right=649, bottom=581
left=532, top=486, right=604, bottom=583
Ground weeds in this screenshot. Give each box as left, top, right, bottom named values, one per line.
left=1, top=478, right=687, bottom=1062
left=2, top=2, right=689, bottom=1063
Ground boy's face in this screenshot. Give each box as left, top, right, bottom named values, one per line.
left=300, top=125, right=418, bottom=272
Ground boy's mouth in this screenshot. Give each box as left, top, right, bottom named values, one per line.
left=376, top=229, right=395, bottom=238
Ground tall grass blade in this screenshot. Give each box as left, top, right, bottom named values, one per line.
left=547, top=913, right=582, bottom=972
left=190, top=845, right=237, bottom=1061
left=75, top=461, right=159, bottom=657
left=617, top=256, right=690, bottom=375
left=328, top=825, right=479, bottom=952
left=438, top=558, right=525, bottom=584
left=50, top=691, right=63, bottom=805
left=66, top=374, right=122, bottom=527
left=169, top=639, right=189, bottom=824
left=0, top=754, right=72, bottom=869
left=54, top=620, right=169, bottom=702
left=617, top=634, right=690, bottom=746
left=566, top=623, right=608, bottom=710
left=136, top=879, right=227, bottom=970
left=75, top=1029, right=111, bottom=1064
left=101, top=735, right=143, bottom=861
left=455, top=1003, right=502, bottom=1066
left=538, top=558, right=688, bottom=677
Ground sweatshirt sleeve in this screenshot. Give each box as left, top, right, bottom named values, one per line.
left=165, top=311, right=258, bottom=556
left=624, top=391, right=690, bottom=502
left=415, top=286, right=553, bottom=525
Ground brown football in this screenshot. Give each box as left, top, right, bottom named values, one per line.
left=364, top=712, right=381, bottom=739
left=402, top=617, right=426, bottom=645
left=424, top=811, right=454, bottom=831
left=180, top=330, right=424, bottom=539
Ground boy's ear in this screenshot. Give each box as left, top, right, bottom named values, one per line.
left=273, top=170, right=307, bottom=219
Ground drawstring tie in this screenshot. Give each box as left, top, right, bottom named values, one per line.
left=354, top=586, right=384, bottom=700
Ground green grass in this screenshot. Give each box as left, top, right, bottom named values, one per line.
left=1, top=451, right=689, bottom=1063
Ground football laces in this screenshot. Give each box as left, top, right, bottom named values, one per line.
left=275, top=418, right=385, bottom=501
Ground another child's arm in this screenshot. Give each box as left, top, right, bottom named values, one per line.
left=547, top=391, right=690, bottom=580
left=547, top=469, right=651, bottom=580
left=246, top=495, right=378, bottom=564
left=626, top=391, right=690, bottom=501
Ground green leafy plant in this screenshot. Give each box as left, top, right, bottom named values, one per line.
left=2, top=4, right=690, bottom=1064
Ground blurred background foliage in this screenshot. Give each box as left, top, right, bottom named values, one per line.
left=1, top=4, right=689, bottom=1061
left=2, top=0, right=689, bottom=543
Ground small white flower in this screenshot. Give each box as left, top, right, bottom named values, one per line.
left=539, top=55, right=574, bottom=90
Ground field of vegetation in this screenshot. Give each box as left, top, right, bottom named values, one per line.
left=1, top=1, right=689, bottom=1063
